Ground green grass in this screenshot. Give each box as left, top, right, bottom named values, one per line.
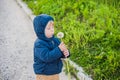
left=23, top=0, right=120, bottom=79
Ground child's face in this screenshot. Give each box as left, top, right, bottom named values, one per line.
left=45, top=21, right=54, bottom=38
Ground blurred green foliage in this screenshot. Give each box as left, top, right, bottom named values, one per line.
left=23, top=0, right=120, bottom=79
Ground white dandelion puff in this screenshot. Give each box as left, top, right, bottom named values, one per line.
left=57, top=32, right=64, bottom=39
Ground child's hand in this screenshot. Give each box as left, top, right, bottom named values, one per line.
left=58, top=42, right=69, bottom=57
left=58, top=42, right=67, bottom=52
left=63, top=50, right=69, bottom=58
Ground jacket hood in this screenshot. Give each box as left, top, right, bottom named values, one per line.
left=33, top=14, right=54, bottom=41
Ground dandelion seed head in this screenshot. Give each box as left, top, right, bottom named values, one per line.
left=57, top=32, right=64, bottom=39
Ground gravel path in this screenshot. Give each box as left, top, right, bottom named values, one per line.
left=0, top=0, right=69, bottom=80
left=0, top=0, right=36, bottom=80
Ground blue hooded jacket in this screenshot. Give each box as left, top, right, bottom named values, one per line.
left=33, top=14, right=64, bottom=75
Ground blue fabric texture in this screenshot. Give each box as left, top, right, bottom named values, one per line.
left=33, top=14, right=64, bottom=75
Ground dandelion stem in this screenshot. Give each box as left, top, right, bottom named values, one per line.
left=66, top=58, right=71, bottom=80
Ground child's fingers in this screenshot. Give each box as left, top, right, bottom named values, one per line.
left=59, top=42, right=68, bottom=52
left=63, top=50, right=69, bottom=57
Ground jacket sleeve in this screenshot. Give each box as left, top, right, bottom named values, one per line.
left=34, top=43, right=63, bottom=63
